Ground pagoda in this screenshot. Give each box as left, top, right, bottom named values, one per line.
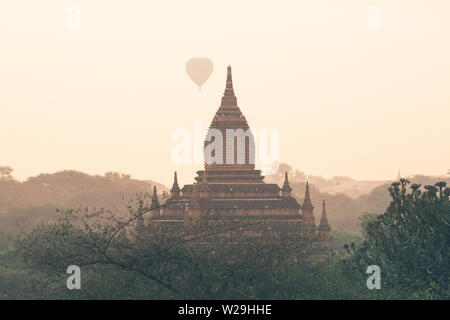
left=149, top=66, right=331, bottom=252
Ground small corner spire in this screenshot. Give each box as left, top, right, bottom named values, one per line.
left=319, top=200, right=330, bottom=228
left=170, top=171, right=180, bottom=198
left=172, top=171, right=179, bottom=189
left=282, top=171, right=291, bottom=191
left=302, top=181, right=313, bottom=209
left=152, top=185, right=159, bottom=205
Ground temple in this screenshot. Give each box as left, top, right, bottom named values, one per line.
left=145, top=66, right=331, bottom=257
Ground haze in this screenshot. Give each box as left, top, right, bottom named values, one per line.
left=1, top=0, right=449, bottom=187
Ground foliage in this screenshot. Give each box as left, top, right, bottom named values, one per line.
left=0, top=194, right=395, bottom=300
left=0, top=170, right=166, bottom=212
left=2, top=170, right=449, bottom=299
left=359, top=212, right=378, bottom=239
left=345, top=179, right=450, bottom=299
left=0, top=205, right=60, bottom=236
left=0, top=166, right=13, bottom=180
left=331, top=228, right=363, bottom=255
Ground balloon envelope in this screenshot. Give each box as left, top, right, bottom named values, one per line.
left=185, top=57, right=214, bottom=89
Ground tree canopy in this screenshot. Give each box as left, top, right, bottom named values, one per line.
left=346, top=179, right=450, bottom=299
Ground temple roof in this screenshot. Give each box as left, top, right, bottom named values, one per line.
left=204, top=198, right=300, bottom=210
left=164, top=196, right=300, bottom=210
left=181, top=183, right=281, bottom=193
left=194, top=169, right=264, bottom=184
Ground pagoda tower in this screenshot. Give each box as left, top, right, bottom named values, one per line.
left=154, top=66, right=331, bottom=253
left=196, top=66, right=262, bottom=184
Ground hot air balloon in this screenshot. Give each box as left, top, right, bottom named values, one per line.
left=185, top=57, right=214, bottom=90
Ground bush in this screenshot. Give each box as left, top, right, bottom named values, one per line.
left=346, top=179, right=450, bottom=299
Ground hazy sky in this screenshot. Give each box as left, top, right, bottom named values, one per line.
left=1, top=0, right=449, bottom=186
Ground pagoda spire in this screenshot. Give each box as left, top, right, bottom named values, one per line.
left=173, top=171, right=179, bottom=188
left=281, top=172, right=292, bottom=197
left=301, top=181, right=315, bottom=227
left=318, top=200, right=331, bottom=248
left=170, top=171, right=180, bottom=198
left=151, top=186, right=159, bottom=208
left=152, top=185, right=158, bottom=202
left=224, top=65, right=235, bottom=95
left=220, top=65, right=237, bottom=107
left=150, top=185, right=160, bottom=217
left=282, top=172, right=292, bottom=191
left=302, top=181, right=313, bottom=209
left=319, top=200, right=330, bottom=228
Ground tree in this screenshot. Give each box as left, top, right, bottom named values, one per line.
left=15, top=194, right=319, bottom=299
left=346, top=179, right=450, bottom=299
left=359, top=212, right=378, bottom=239
left=0, top=166, right=13, bottom=180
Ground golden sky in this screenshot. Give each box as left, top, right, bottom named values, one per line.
left=1, top=0, right=449, bottom=186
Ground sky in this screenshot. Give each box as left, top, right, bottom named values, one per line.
left=0, top=0, right=449, bottom=187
